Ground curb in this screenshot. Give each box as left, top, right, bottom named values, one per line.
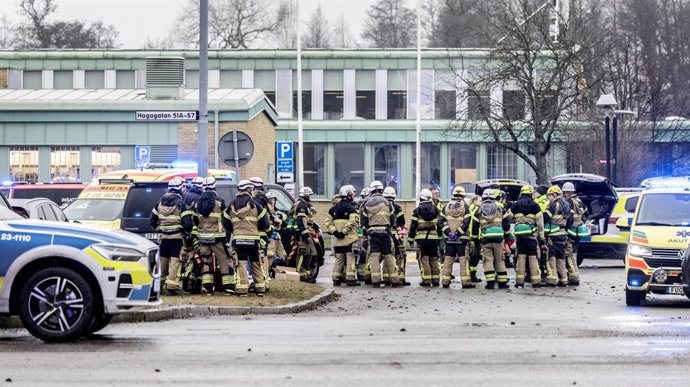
left=0, top=289, right=336, bottom=330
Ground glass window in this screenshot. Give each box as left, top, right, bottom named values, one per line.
left=63, top=199, right=125, bottom=221
left=267, top=187, right=294, bottom=213
left=373, top=144, right=400, bottom=192
left=52, top=205, right=67, bottom=222
left=9, top=147, right=39, bottom=183
left=537, top=92, right=558, bottom=121
left=41, top=205, right=58, bottom=221
left=303, top=143, right=326, bottom=196
left=23, top=71, right=41, bottom=89
left=487, top=145, right=517, bottom=179
left=92, top=147, right=122, bottom=178
left=503, top=90, right=525, bottom=120
left=53, top=70, right=73, bottom=89
left=116, top=70, right=135, bottom=88
left=407, top=70, right=434, bottom=119
left=85, top=70, right=104, bottom=89
left=435, top=90, right=456, bottom=119
left=323, top=91, right=344, bottom=120
left=51, top=146, right=80, bottom=183
left=334, top=144, right=364, bottom=193
left=292, top=91, right=312, bottom=119
left=35, top=205, right=46, bottom=220
left=412, top=143, right=441, bottom=190
left=449, top=144, right=477, bottom=195
left=387, top=91, right=407, bottom=119
left=276, top=69, right=292, bottom=118
left=255, top=70, right=276, bottom=105
left=468, top=89, right=490, bottom=120
left=356, top=90, right=375, bottom=119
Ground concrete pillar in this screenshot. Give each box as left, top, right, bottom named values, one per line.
left=121, top=146, right=135, bottom=169
left=80, top=146, right=92, bottom=183
left=401, top=143, right=413, bottom=199
left=440, top=143, right=449, bottom=199
left=364, top=143, right=373, bottom=188
left=38, top=146, right=51, bottom=182
left=326, top=143, right=335, bottom=197
left=477, top=143, right=487, bottom=181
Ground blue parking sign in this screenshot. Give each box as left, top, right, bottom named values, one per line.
left=135, top=146, right=151, bottom=165
left=276, top=142, right=293, bottom=160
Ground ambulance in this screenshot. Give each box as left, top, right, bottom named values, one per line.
left=623, top=183, right=690, bottom=305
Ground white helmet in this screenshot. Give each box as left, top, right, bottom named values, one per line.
left=360, top=187, right=370, bottom=198
left=249, top=176, right=264, bottom=189
left=203, top=176, right=217, bottom=190
left=562, top=182, right=576, bottom=193
left=339, top=185, right=355, bottom=198
left=266, top=191, right=277, bottom=200
left=370, top=180, right=384, bottom=191
left=418, top=188, right=432, bottom=201
left=237, top=179, right=253, bottom=192
left=383, top=186, right=396, bottom=199
left=191, top=176, right=205, bottom=188
left=482, top=188, right=494, bottom=200
left=299, top=186, right=314, bottom=198
left=168, top=177, right=184, bottom=193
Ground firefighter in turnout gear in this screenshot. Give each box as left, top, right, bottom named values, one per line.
left=293, top=186, right=318, bottom=282
left=361, top=181, right=399, bottom=287
left=408, top=189, right=443, bottom=287
left=543, top=185, right=573, bottom=286
left=471, top=189, right=512, bottom=289
left=326, top=185, right=361, bottom=286
left=223, top=179, right=271, bottom=296
left=180, top=176, right=205, bottom=293
left=193, top=176, right=235, bottom=295
left=439, top=186, right=473, bottom=288
left=149, top=177, right=193, bottom=295
left=265, top=191, right=287, bottom=277
left=563, top=182, right=585, bottom=285
left=383, top=187, right=409, bottom=286
left=467, top=195, right=483, bottom=283
left=249, top=176, right=273, bottom=283
left=510, top=185, right=545, bottom=288
left=533, top=185, right=550, bottom=281
left=356, top=187, right=371, bottom=282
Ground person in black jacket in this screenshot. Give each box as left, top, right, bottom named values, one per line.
left=510, top=185, right=545, bottom=288
left=326, top=186, right=361, bottom=286
left=408, top=189, right=443, bottom=287
left=471, top=189, right=512, bottom=289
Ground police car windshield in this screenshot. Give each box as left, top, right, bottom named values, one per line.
left=0, top=205, right=23, bottom=220
left=63, top=199, right=124, bottom=221
left=636, top=193, right=690, bottom=227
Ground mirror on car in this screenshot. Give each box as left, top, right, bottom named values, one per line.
left=616, top=216, right=631, bottom=231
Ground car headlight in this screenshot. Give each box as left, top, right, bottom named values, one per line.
left=628, top=244, right=652, bottom=257
left=92, top=245, right=145, bottom=262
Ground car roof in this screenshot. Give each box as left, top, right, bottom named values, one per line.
left=8, top=197, right=53, bottom=209
left=641, top=186, right=690, bottom=194
left=551, top=173, right=608, bottom=183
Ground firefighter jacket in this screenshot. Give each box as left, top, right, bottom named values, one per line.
left=361, top=193, right=395, bottom=233
left=467, top=203, right=480, bottom=239
left=471, top=201, right=511, bottom=243
left=150, top=192, right=193, bottom=240
left=183, top=186, right=202, bottom=208
left=223, top=192, right=270, bottom=244
left=390, top=201, right=405, bottom=231
left=566, top=194, right=588, bottom=237
left=543, top=198, right=573, bottom=237
left=292, top=198, right=315, bottom=237
left=510, top=195, right=545, bottom=240
left=408, top=200, right=442, bottom=246
left=193, top=191, right=227, bottom=243
left=440, top=198, right=471, bottom=243
left=535, top=194, right=549, bottom=212
left=326, top=198, right=359, bottom=246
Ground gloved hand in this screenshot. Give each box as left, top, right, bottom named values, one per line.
left=448, top=232, right=457, bottom=241
left=333, top=231, right=346, bottom=239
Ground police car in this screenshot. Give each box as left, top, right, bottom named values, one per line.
left=0, top=191, right=161, bottom=341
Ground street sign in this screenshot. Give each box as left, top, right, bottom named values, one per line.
left=277, top=172, right=294, bottom=183
left=217, top=131, right=254, bottom=167
left=277, top=159, right=293, bottom=173
left=277, top=142, right=293, bottom=160
left=135, top=146, right=150, bottom=167
left=135, top=111, right=199, bottom=121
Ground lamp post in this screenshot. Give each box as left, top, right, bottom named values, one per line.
left=596, top=94, right=617, bottom=181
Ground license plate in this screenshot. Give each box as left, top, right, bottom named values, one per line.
left=153, top=278, right=161, bottom=293
left=145, top=233, right=159, bottom=240
left=667, top=286, right=685, bottom=295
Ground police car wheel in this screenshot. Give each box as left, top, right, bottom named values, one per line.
left=625, top=289, right=645, bottom=306
left=88, top=313, right=114, bottom=334
left=18, top=267, right=95, bottom=342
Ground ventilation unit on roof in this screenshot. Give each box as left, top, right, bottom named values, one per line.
left=145, top=57, right=185, bottom=99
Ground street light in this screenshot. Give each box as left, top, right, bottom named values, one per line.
left=596, top=94, right=617, bottom=181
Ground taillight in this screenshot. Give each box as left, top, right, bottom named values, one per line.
left=609, top=216, right=619, bottom=225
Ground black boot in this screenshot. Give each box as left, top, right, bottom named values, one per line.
left=333, top=280, right=342, bottom=286
left=470, top=272, right=481, bottom=283
left=462, top=283, right=476, bottom=289
left=485, top=281, right=495, bottom=289
left=347, top=280, right=361, bottom=287
left=498, top=282, right=510, bottom=289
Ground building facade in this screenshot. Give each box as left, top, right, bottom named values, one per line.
left=0, top=49, right=568, bottom=200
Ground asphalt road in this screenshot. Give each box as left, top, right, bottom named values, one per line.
left=2, top=257, right=690, bottom=386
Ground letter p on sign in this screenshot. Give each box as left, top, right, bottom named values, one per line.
left=277, top=142, right=293, bottom=160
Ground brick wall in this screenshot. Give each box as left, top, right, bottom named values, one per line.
left=178, top=112, right=275, bottom=179
left=0, top=69, right=7, bottom=88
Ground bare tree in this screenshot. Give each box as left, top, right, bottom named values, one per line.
left=175, top=0, right=287, bottom=49
left=332, top=13, right=355, bottom=48
left=0, top=13, right=16, bottom=49
left=272, top=0, right=297, bottom=49
left=425, top=0, right=493, bottom=48
left=444, top=0, right=607, bottom=185
left=143, top=35, right=177, bottom=50
left=361, top=0, right=416, bottom=48
left=301, top=2, right=330, bottom=48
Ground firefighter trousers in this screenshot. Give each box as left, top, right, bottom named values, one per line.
left=481, top=241, right=508, bottom=285
left=565, top=237, right=581, bottom=284
left=199, top=241, right=235, bottom=294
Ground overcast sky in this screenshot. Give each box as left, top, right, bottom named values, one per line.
left=2, top=0, right=395, bottom=48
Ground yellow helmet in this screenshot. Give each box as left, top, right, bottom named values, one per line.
left=547, top=185, right=562, bottom=196
left=452, top=186, right=466, bottom=197
left=520, top=185, right=534, bottom=195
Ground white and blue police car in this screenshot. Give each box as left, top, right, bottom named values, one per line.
left=0, top=193, right=161, bottom=341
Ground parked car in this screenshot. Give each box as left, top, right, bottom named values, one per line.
left=474, top=179, right=529, bottom=207
left=9, top=198, right=69, bottom=222
left=1, top=183, right=86, bottom=207
left=551, top=174, right=620, bottom=263
left=681, top=245, right=690, bottom=300
left=0, top=203, right=161, bottom=341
